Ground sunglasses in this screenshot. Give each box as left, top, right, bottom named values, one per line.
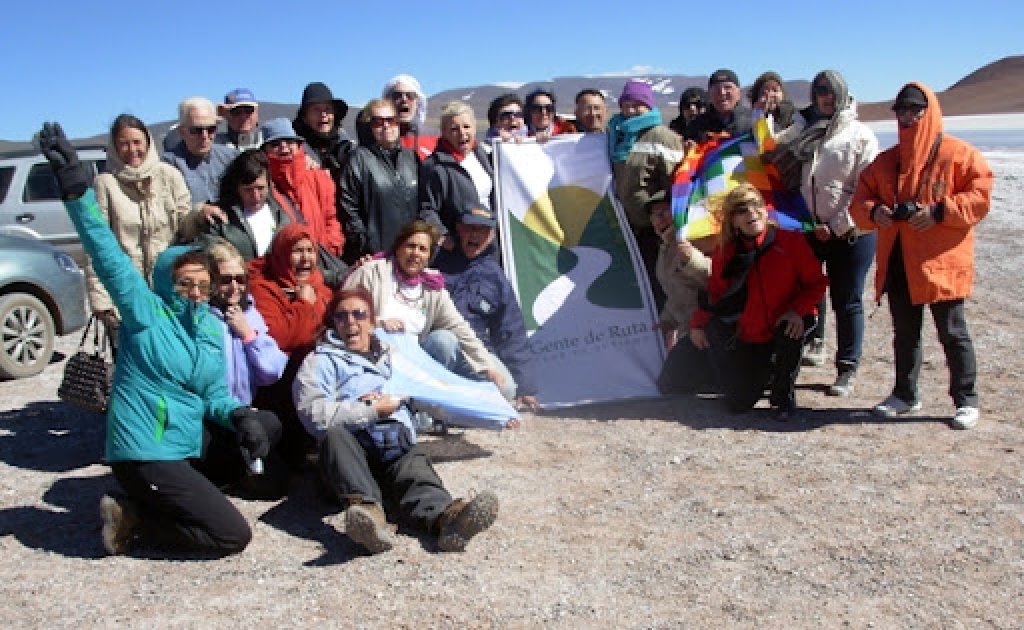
left=174, top=280, right=212, bottom=293
left=893, top=104, right=926, bottom=115
left=530, top=104, right=554, bottom=114
left=264, top=139, right=297, bottom=152
left=730, top=203, right=763, bottom=216
left=229, top=106, right=256, bottom=116
left=217, top=274, right=247, bottom=286
left=370, top=116, right=398, bottom=128
left=188, top=125, right=218, bottom=136
left=498, top=109, right=523, bottom=120
left=390, top=90, right=417, bottom=101
left=333, top=309, right=369, bottom=323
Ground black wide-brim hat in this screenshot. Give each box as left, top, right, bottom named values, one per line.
left=298, top=82, right=349, bottom=122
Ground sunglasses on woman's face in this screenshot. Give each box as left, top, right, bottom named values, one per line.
left=217, top=274, right=247, bottom=286
left=333, top=309, right=369, bottom=323
left=498, top=109, right=523, bottom=120
left=530, top=104, right=554, bottom=114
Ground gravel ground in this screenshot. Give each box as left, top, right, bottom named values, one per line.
left=1, top=156, right=1022, bottom=628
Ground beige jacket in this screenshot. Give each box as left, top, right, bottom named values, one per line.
left=342, top=257, right=492, bottom=374
left=656, top=241, right=711, bottom=336
left=88, top=143, right=201, bottom=313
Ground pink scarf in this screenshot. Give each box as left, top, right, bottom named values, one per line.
left=371, top=252, right=444, bottom=291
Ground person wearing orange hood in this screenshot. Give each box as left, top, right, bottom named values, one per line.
left=850, top=82, right=993, bottom=430
left=248, top=223, right=335, bottom=467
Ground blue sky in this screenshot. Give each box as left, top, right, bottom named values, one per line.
left=2, top=0, right=1020, bottom=141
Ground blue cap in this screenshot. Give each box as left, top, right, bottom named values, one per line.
left=223, top=88, right=257, bottom=107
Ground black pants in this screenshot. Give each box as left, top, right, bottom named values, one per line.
left=111, top=459, right=251, bottom=554
left=658, top=316, right=814, bottom=412
left=886, top=245, right=978, bottom=407
left=319, top=425, right=452, bottom=533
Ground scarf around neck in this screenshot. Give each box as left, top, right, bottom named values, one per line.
left=373, top=252, right=444, bottom=290
left=438, top=137, right=477, bottom=162
left=607, top=110, right=663, bottom=163
left=107, top=136, right=161, bottom=187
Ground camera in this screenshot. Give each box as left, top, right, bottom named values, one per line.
left=891, top=201, right=918, bottom=221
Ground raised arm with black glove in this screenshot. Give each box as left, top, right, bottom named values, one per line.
left=38, top=122, right=90, bottom=200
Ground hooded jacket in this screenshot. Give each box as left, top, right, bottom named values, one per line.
left=247, top=223, right=334, bottom=358
left=850, top=82, right=993, bottom=305
left=267, top=146, right=345, bottom=257
left=89, top=137, right=199, bottom=313
left=209, top=293, right=288, bottom=405
left=63, top=190, right=239, bottom=462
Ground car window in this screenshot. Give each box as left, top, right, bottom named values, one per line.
left=0, top=166, right=13, bottom=203
left=23, top=163, right=61, bottom=202
left=22, top=161, right=101, bottom=202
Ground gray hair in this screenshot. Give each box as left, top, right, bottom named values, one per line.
left=439, top=101, right=475, bottom=130
left=178, top=96, right=217, bottom=127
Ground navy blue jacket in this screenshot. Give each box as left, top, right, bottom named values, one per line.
left=434, top=244, right=537, bottom=396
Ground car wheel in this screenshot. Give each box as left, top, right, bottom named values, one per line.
left=0, top=293, right=56, bottom=379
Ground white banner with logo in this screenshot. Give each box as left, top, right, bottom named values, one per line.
left=494, top=134, right=663, bottom=408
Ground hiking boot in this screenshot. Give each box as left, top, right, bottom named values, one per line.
left=801, top=339, right=826, bottom=367
left=873, top=395, right=922, bottom=418
left=951, top=406, right=980, bottom=430
left=827, top=368, right=856, bottom=397
left=437, top=491, right=499, bottom=553
left=343, top=502, right=397, bottom=554
left=99, top=494, right=140, bottom=556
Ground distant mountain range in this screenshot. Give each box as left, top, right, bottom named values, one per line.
left=3, top=56, right=1022, bottom=154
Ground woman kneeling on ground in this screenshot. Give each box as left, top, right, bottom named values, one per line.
left=40, top=123, right=277, bottom=555
left=661, top=183, right=827, bottom=420
left=293, top=286, right=499, bottom=554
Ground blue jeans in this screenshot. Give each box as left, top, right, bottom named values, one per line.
left=421, top=330, right=517, bottom=401
left=808, top=231, right=876, bottom=369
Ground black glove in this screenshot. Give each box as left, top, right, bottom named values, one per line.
left=231, top=407, right=272, bottom=460
left=38, top=122, right=90, bottom=200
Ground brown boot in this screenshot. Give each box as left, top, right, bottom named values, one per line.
left=437, top=491, right=499, bottom=552
left=99, top=494, right=140, bottom=555
left=343, top=502, right=397, bottom=554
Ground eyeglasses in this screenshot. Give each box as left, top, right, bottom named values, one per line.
left=390, top=90, right=417, bottom=101
left=811, top=84, right=832, bottom=96
left=530, top=104, right=554, bottom=114
left=229, top=106, right=256, bottom=116
left=730, top=203, right=763, bottom=216
left=893, top=104, right=926, bottom=116
left=370, top=116, right=398, bottom=128
left=333, top=309, right=369, bottom=323
left=264, top=139, right=296, bottom=152
left=174, top=279, right=212, bottom=293
left=188, top=125, right=218, bottom=136
left=498, top=109, right=523, bottom=120
left=217, top=274, right=247, bottom=286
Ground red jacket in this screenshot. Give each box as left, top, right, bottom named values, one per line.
left=399, top=125, right=437, bottom=160
left=692, top=228, right=827, bottom=344
left=268, top=147, right=345, bottom=257
left=247, top=224, right=333, bottom=358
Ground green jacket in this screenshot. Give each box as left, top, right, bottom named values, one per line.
left=65, top=189, right=239, bottom=462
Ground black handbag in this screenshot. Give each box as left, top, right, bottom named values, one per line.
left=58, top=315, right=114, bottom=414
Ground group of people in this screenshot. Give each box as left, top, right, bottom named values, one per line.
left=39, top=64, right=992, bottom=559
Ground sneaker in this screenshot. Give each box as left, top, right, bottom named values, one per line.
left=873, top=395, right=923, bottom=418
left=99, top=494, right=140, bottom=555
left=343, top=502, right=397, bottom=554
left=951, top=406, right=980, bottom=430
left=827, top=370, right=856, bottom=397
left=437, top=491, right=499, bottom=552
left=802, top=339, right=826, bottom=367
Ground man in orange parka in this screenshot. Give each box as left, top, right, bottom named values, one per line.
left=850, top=82, right=993, bottom=430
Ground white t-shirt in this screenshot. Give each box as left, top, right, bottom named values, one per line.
left=379, top=275, right=427, bottom=335
left=461, top=151, right=492, bottom=210
left=244, top=203, right=276, bottom=256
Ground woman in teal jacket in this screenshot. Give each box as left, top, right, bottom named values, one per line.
left=40, top=122, right=273, bottom=556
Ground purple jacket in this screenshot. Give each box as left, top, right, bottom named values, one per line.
left=210, top=295, right=288, bottom=405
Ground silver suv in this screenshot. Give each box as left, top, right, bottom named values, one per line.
left=0, top=147, right=107, bottom=265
